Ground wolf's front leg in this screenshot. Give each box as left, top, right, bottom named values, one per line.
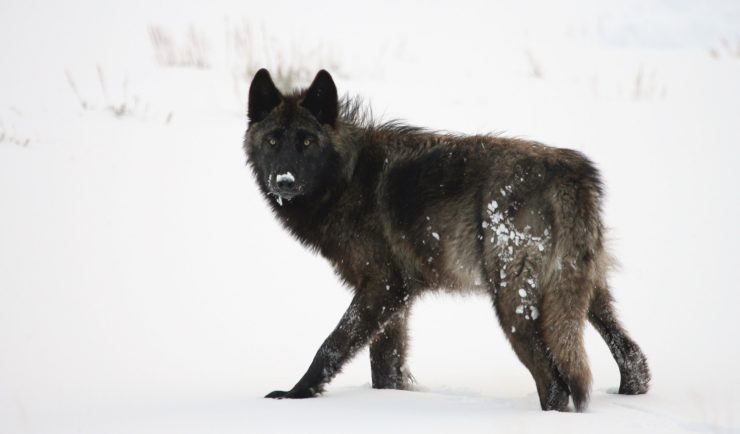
left=265, top=289, right=407, bottom=399
left=370, top=302, right=413, bottom=390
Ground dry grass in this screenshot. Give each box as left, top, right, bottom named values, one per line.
left=65, top=66, right=170, bottom=122
left=0, top=129, right=31, bottom=147
left=65, top=70, right=88, bottom=110
left=95, top=65, right=148, bottom=118
left=709, top=35, right=740, bottom=60
left=224, top=19, right=342, bottom=99
left=145, top=19, right=342, bottom=109
left=0, top=114, right=31, bottom=147
left=632, top=65, right=666, bottom=101
left=149, top=24, right=210, bottom=69
left=525, top=49, right=543, bottom=79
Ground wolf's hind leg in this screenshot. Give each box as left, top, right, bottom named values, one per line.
left=370, top=305, right=414, bottom=390
left=489, top=273, right=570, bottom=411
left=588, top=285, right=650, bottom=394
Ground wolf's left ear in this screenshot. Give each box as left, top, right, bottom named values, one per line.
left=248, top=69, right=283, bottom=123
left=301, top=70, right=338, bottom=126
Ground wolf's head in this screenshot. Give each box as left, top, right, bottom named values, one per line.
left=244, top=69, right=348, bottom=206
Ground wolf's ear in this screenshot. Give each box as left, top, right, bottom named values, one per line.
left=301, top=70, right=338, bottom=126
left=248, top=69, right=282, bottom=123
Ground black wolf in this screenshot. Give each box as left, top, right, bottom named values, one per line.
left=243, top=69, right=650, bottom=411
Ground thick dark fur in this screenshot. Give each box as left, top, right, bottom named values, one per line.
left=244, top=69, right=650, bottom=411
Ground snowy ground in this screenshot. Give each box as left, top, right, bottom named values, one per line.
left=2, top=1, right=740, bottom=433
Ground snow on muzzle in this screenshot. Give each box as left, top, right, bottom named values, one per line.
left=269, top=171, right=299, bottom=206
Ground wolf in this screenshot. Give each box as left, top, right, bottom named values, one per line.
left=243, top=69, right=650, bottom=411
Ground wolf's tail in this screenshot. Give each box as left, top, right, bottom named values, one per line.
left=539, top=152, right=605, bottom=412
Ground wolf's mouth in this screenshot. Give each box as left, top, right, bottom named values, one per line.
left=269, top=190, right=298, bottom=206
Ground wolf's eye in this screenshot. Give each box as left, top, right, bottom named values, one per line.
left=268, top=137, right=277, bottom=146
left=303, top=138, right=312, bottom=147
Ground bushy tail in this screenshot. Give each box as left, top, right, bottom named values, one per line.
left=540, top=158, right=606, bottom=411
left=541, top=288, right=592, bottom=411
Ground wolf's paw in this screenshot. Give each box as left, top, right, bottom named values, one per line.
left=371, top=369, right=415, bottom=391
left=619, top=376, right=649, bottom=395
left=265, top=390, right=289, bottom=399
left=541, top=382, right=570, bottom=412
left=619, top=351, right=650, bottom=395
left=265, top=387, right=318, bottom=399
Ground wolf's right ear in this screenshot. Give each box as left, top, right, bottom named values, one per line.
left=248, top=69, right=282, bottom=123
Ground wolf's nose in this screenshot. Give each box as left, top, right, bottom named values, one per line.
left=276, top=178, right=294, bottom=189
left=275, top=172, right=296, bottom=190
